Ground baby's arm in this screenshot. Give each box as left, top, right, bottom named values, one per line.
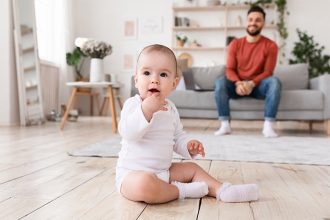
left=119, top=98, right=150, bottom=140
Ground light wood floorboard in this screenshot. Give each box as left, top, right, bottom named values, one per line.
left=0, top=117, right=329, bottom=219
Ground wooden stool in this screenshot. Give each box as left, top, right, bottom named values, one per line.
left=99, top=83, right=122, bottom=116
left=76, top=90, right=100, bottom=115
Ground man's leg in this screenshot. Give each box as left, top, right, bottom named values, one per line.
left=250, top=76, right=282, bottom=137
left=214, top=77, right=238, bottom=135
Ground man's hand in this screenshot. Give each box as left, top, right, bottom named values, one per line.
left=235, top=81, right=247, bottom=96
left=187, top=140, right=205, bottom=157
left=235, top=81, right=255, bottom=96
left=243, top=80, right=255, bottom=95
left=141, top=93, right=167, bottom=121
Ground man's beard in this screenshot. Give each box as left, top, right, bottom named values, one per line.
left=246, top=26, right=262, bottom=36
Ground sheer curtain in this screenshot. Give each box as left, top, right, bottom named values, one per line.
left=35, top=0, right=74, bottom=107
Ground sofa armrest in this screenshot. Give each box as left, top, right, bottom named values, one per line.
left=310, top=74, right=330, bottom=119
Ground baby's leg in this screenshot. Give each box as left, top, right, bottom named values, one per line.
left=170, top=162, right=221, bottom=197
left=170, top=162, right=258, bottom=202
left=120, top=170, right=179, bottom=204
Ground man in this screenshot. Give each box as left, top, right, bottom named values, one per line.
left=214, top=5, right=281, bottom=138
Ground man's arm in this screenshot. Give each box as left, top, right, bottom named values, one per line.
left=226, top=40, right=241, bottom=83
left=252, top=42, right=278, bottom=85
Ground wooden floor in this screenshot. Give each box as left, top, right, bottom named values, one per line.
left=1, top=117, right=330, bottom=220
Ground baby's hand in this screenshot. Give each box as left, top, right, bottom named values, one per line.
left=141, top=94, right=167, bottom=121
left=187, top=140, right=205, bottom=157
left=143, top=94, right=167, bottom=113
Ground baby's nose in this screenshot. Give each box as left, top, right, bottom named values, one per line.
left=151, top=79, right=159, bottom=84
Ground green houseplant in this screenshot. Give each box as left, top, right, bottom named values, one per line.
left=289, top=29, right=330, bottom=78
left=176, top=34, right=188, bottom=47
left=66, top=47, right=85, bottom=81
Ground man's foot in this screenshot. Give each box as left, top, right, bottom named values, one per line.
left=214, top=120, right=231, bottom=136
left=214, top=126, right=231, bottom=136
left=263, top=120, right=278, bottom=138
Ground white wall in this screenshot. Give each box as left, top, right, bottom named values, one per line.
left=0, top=0, right=19, bottom=126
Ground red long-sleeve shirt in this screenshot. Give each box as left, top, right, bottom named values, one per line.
left=226, top=35, right=278, bottom=85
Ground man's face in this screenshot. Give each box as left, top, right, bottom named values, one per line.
left=246, top=12, right=265, bottom=36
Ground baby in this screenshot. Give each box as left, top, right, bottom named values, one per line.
left=116, top=44, right=259, bottom=204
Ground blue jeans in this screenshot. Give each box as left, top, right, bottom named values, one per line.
left=214, top=76, right=282, bottom=121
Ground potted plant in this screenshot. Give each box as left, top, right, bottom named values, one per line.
left=176, top=34, right=188, bottom=47
left=289, top=29, right=330, bottom=78
left=66, top=47, right=86, bottom=81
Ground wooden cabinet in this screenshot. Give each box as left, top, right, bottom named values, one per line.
left=172, top=3, right=278, bottom=66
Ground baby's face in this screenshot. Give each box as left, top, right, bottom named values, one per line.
left=135, top=51, right=177, bottom=100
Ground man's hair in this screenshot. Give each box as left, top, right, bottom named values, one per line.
left=136, top=44, right=180, bottom=78
left=247, top=5, right=266, bottom=20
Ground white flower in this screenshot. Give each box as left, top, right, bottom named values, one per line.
left=79, top=39, right=112, bottom=59
left=75, top=37, right=89, bottom=48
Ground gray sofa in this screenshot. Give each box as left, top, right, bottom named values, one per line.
left=168, top=63, right=330, bottom=134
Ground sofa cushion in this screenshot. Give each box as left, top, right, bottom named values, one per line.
left=274, top=63, right=309, bottom=90
left=170, top=90, right=323, bottom=111
left=191, top=65, right=225, bottom=90
left=182, top=68, right=196, bottom=90
left=169, top=90, right=215, bottom=109
left=230, top=90, right=323, bottom=111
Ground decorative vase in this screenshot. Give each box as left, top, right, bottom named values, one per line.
left=90, top=58, right=104, bottom=82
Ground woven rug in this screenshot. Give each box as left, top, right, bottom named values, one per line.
left=68, top=134, right=330, bottom=165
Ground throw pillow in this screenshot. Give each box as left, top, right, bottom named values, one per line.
left=176, top=77, right=186, bottom=90
left=274, top=63, right=309, bottom=90
left=182, top=68, right=196, bottom=90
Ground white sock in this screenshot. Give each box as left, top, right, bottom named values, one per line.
left=214, top=120, right=231, bottom=136
left=263, top=120, right=278, bottom=138
left=172, top=181, right=209, bottom=200
left=216, top=182, right=259, bottom=203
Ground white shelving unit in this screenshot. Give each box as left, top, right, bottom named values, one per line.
left=13, top=0, right=45, bottom=126
left=172, top=3, right=278, bottom=66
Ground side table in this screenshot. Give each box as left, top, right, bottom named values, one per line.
left=60, top=82, right=118, bottom=133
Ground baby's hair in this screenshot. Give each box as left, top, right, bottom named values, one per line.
left=136, top=44, right=181, bottom=78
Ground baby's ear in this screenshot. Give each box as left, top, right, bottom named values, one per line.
left=172, top=76, right=179, bottom=89
left=134, top=74, right=138, bottom=88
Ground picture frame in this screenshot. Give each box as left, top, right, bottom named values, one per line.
left=138, top=16, right=163, bottom=36
left=122, top=53, right=135, bottom=71
left=123, top=17, right=137, bottom=39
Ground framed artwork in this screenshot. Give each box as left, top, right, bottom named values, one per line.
left=123, top=53, right=135, bottom=70
left=139, top=16, right=163, bottom=36
left=124, top=17, right=137, bottom=39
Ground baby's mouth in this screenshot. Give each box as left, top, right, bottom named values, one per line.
left=148, top=88, right=160, bottom=93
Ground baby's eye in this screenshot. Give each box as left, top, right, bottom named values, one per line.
left=143, top=71, right=150, bottom=76
left=160, top=72, right=168, bottom=77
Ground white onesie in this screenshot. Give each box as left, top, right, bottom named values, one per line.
left=116, top=95, right=192, bottom=190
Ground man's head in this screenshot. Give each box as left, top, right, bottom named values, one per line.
left=135, top=44, right=179, bottom=100
left=246, top=5, right=266, bottom=37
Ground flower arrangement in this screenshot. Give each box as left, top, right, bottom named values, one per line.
left=75, top=38, right=112, bottom=59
